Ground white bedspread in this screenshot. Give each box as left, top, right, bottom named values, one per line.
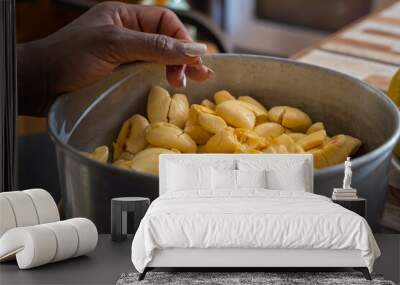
left=131, top=190, right=380, bottom=273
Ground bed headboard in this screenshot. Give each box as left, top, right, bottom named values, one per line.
left=159, top=154, right=314, bottom=195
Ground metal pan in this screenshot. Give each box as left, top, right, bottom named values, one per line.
left=48, top=54, right=400, bottom=233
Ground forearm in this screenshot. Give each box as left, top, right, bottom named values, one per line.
left=17, top=41, right=53, bottom=117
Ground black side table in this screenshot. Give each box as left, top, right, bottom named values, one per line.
left=332, top=198, right=367, bottom=218
left=111, top=197, right=150, bottom=242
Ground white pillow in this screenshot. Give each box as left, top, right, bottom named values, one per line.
left=212, top=168, right=237, bottom=190
left=236, top=169, right=267, bottom=189
left=267, top=164, right=307, bottom=191
left=167, top=163, right=212, bottom=191
left=237, top=159, right=310, bottom=192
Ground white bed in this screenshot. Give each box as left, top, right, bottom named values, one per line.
left=131, top=154, right=380, bottom=280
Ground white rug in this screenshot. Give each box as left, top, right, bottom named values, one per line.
left=117, top=271, right=395, bottom=285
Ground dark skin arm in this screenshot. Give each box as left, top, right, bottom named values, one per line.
left=18, top=2, right=212, bottom=116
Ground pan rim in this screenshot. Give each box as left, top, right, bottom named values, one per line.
left=48, top=53, right=400, bottom=178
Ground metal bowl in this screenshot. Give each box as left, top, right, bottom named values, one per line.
left=48, top=54, right=400, bottom=233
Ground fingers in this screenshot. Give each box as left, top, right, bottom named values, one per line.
left=93, top=3, right=214, bottom=88
left=118, top=4, right=192, bottom=41
left=186, top=65, right=214, bottom=82
left=166, top=65, right=214, bottom=88
left=114, top=4, right=197, bottom=88
left=100, top=26, right=206, bottom=65
left=166, top=65, right=186, bottom=88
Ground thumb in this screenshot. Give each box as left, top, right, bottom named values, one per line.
left=101, top=26, right=207, bottom=65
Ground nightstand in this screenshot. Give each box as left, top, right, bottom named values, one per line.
left=111, top=197, right=150, bottom=242
left=332, top=198, right=367, bottom=218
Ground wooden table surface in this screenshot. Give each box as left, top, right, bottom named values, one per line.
left=292, top=0, right=400, bottom=92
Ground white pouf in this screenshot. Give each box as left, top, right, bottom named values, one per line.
left=0, top=196, right=17, bottom=237
left=0, top=226, right=57, bottom=269
left=0, top=218, right=98, bottom=269
left=1, top=191, right=39, bottom=227
left=0, top=189, right=60, bottom=238
left=42, top=221, right=79, bottom=262
left=23, top=189, right=60, bottom=224
left=66, top=218, right=98, bottom=257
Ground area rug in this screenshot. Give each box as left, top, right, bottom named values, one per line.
left=116, top=272, right=395, bottom=285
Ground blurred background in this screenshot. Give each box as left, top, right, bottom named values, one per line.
left=16, top=0, right=397, bottom=134
left=16, top=0, right=397, bottom=54
left=16, top=0, right=400, bottom=233
left=16, top=0, right=398, bottom=134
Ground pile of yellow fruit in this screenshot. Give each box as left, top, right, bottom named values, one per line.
left=82, top=86, right=362, bottom=175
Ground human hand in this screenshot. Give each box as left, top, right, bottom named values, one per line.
left=18, top=2, right=212, bottom=115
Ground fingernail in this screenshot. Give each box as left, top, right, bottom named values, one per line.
left=183, top=42, right=207, bottom=57
left=190, top=64, right=215, bottom=78
left=182, top=74, right=187, bottom=88
left=178, top=71, right=187, bottom=89
left=207, top=67, right=215, bottom=78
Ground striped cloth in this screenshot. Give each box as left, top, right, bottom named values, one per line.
left=295, top=1, right=400, bottom=92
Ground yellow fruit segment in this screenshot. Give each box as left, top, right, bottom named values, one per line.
left=214, top=90, right=236, bottom=104
left=216, top=100, right=256, bottom=129
left=237, top=100, right=267, bottom=117
left=269, top=106, right=312, bottom=132
left=237, top=100, right=269, bottom=125
left=254, top=122, right=285, bottom=140
left=205, top=127, right=239, bottom=153
left=131, top=148, right=179, bottom=174
left=125, top=115, right=149, bottom=155
left=201, top=99, right=216, bottom=110
left=268, top=106, right=286, bottom=124
left=198, top=112, right=227, bottom=134
left=287, top=133, right=307, bottom=142
left=147, top=86, right=171, bottom=123
left=281, top=107, right=312, bottom=133
left=235, top=128, right=268, bottom=151
left=272, top=134, right=295, bottom=149
left=188, top=104, right=216, bottom=124
left=307, top=122, right=325, bottom=135
left=307, top=148, right=329, bottom=169
left=168, top=94, right=189, bottom=128
left=113, top=114, right=149, bottom=160
left=296, top=130, right=327, bottom=151
left=81, top=146, right=109, bottom=163
left=264, top=145, right=290, bottom=154
left=235, top=148, right=263, bottom=154
left=113, top=148, right=179, bottom=175
left=184, top=123, right=212, bottom=145
left=145, top=122, right=197, bottom=153
left=238, top=96, right=268, bottom=113
left=318, top=135, right=361, bottom=166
